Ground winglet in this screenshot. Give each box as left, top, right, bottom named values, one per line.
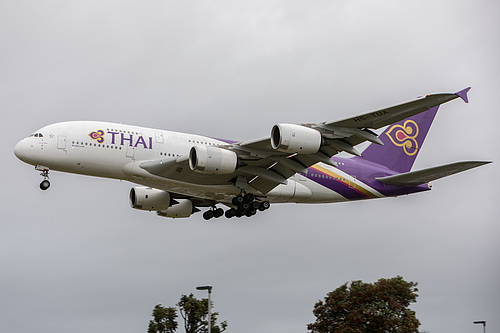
left=455, top=87, right=471, bottom=103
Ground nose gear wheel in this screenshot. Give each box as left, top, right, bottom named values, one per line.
left=38, top=168, right=50, bottom=191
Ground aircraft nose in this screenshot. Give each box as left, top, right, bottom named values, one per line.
left=14, top=139, right=38, bottom=165
left=14, top=140, right=25, bottom=159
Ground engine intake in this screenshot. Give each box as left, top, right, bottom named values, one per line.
left=271, top=124, right=321, bottom=154
left=189, top=146, right=238, bottom=174
left=129, top=187, right=171, bottom=211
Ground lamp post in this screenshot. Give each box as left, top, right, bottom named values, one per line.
left=196, top=285, right=212, bottom=333
left=474, top=320, right=486, bottom=333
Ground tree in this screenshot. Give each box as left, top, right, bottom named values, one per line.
left=148, top=304, right=178, bottom=333
left=178, top=294, right=227, bottom=333
left=308, top=276, right=420, bottom=333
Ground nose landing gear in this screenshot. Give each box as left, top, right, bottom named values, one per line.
left=40, top=179, right=50, bottom=190
left=36, top=166, right=50, bottom=191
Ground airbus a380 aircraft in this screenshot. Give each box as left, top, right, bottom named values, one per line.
left=14, top=87, right=490, bottom=220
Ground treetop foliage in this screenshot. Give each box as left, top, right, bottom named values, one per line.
left=308, top=276, right=420, bottom=333
left=148, top=294, right=227, bottom=333
left=148, top=304, right=178, bottom=333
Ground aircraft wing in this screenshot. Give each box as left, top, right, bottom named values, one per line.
left=231, top=88, right=471, bottom=193
left=237, top=88, right=470, bottom=153
left=141, top=88, right=471, bottom=195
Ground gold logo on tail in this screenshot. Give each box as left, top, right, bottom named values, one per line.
left=385, top=120, right=419, bottom=156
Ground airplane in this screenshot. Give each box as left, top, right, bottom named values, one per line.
left=14, top=87, right=491, bottom=220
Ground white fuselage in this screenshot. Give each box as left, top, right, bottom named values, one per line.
left=14, top=121, right=384, bottom=205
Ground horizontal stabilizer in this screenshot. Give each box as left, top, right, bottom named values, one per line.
left=376, top=161, right=491, bottom=186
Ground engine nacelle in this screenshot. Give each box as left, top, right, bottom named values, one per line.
left=189, top=146, right=238, bottom=174
left=157, top=199, right=194, bottom=218
left=129, top=187, right=171, bottom=211
left=271, top=123, right=322, bottom=154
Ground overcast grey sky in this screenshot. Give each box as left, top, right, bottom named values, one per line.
left=1, top=1, right=499, bottom=332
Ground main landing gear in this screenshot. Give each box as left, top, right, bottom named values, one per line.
left=202, top=207, right=224, bottom=220
left=202, top=193, right=271, bottom=220
left=37, top=167, right=50, bottom=191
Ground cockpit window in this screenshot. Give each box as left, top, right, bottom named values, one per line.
left=29, top=133, right=43, bottom=137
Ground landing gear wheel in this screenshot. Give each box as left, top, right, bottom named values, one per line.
left=225, top=208, right=237, bottom=218
left=232, top=195, right=245, bottom=206
left=37, top=167, right=50, bottom=191
left=214, top=208, right=224, bottom=218
left=245, top=209, right=257, bottom=217
left=204, top=207, right=225, bottom=220
left=259, top=201, right=270, bottom=211
left=238, top=202, right=250, bottom=212
left=251, top=202, right=261, bottom=210
left=40, top=180, right=50, bottom=191
left=203, top=210, right=214, bottom=220
left=244, top=193, right=255, bottom=203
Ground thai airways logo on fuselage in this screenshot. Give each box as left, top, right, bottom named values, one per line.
left=88, top=130, right=153, bottom=149
left=89, top=130, right=105, bottom=143
left=385, top=120, right=419, bottom=156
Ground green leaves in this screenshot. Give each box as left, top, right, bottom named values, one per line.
left=147, top=294, right=227, bottom=333
left=308, top=276, right=420, bottom=333
left=148, top=304, right=178, bottom=333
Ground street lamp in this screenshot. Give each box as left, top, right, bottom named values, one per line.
left=474, top=320, right=486, bottom=333
left=196, top=286, right=212, bottom=333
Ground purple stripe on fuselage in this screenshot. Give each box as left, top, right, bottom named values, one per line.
left=306, top=156, right=430, bottom=199
left=341, top=156, right=430, bottom=196
left=306, top=166, right=369, bottom=200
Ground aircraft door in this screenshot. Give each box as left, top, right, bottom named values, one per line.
left=348, top=176, right=356, bottom=189
left=57, top=136, right=67, bottom=149
left=126, top=146, right=136, bottom=159
left=155, top=131, right=164, bottom=144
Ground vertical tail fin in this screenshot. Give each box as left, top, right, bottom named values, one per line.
left=361, top=106, right=439, bottom=173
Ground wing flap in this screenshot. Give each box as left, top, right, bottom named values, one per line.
left=239, top=166, right=288, bottom=185
left=376, top=161, right=491, bottom=186
left=248, top=176, right=280, bottom=194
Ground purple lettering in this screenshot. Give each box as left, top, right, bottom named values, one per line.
left=108, top=131, right=119, bottom=144
left=134, top=136, right=147, bottom=148
left=121, top=133, right=133, bottom=146
left=148, top=137, right=153, bottom=149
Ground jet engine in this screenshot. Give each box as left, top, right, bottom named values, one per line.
left=129, top=187, right=171, bottom=211
left=271, top=123, right=322, bottom=154
left=189, top=146, right=238, bottom=174
left=157, top=199, right=194, bottom=218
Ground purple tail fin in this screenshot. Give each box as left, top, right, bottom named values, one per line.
left=361, top=106, right=439, bottom=173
